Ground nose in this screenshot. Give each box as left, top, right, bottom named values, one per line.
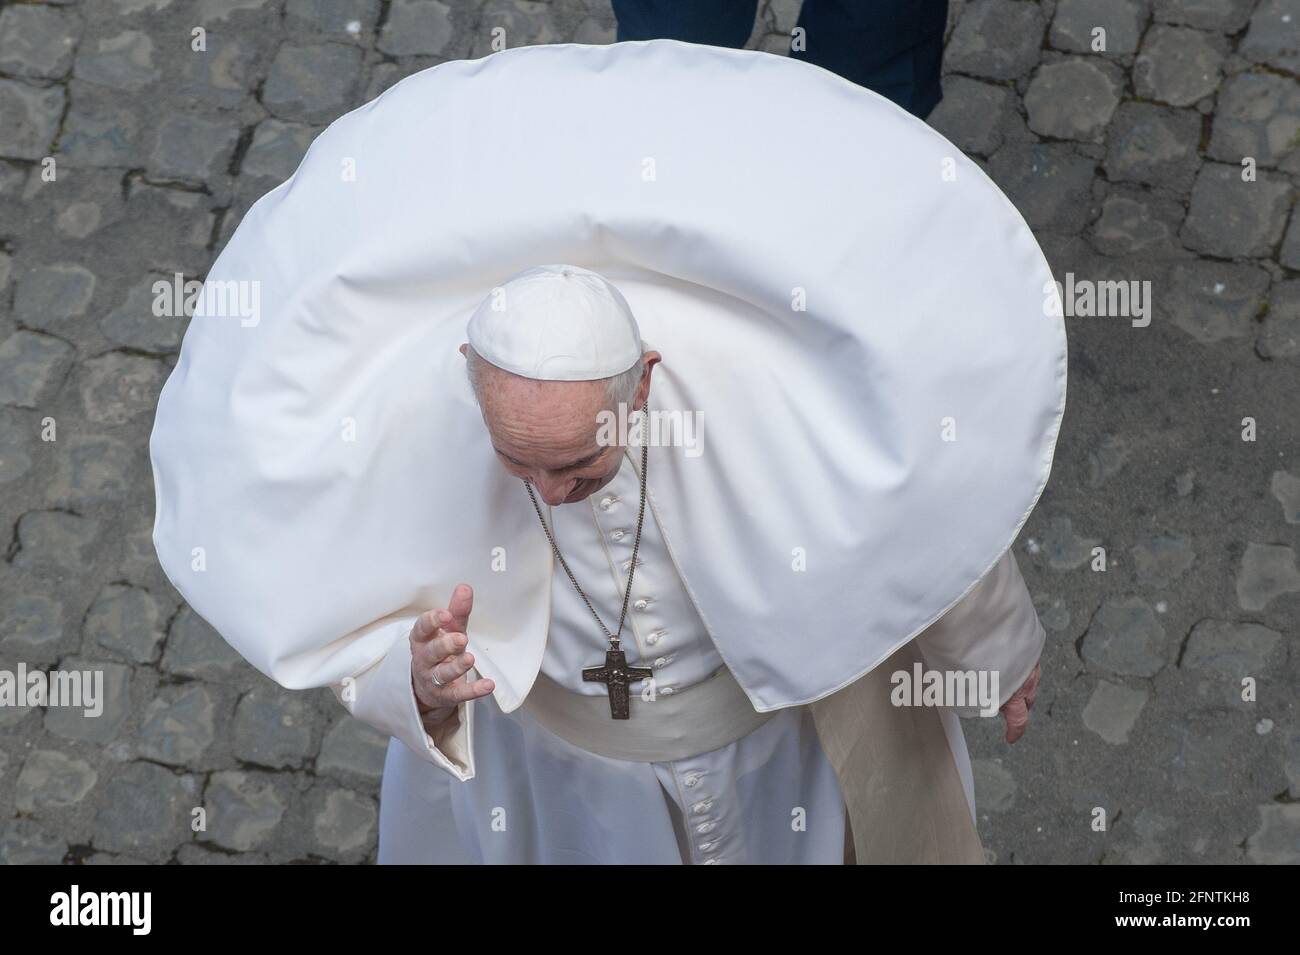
left=533, top=473, right=577, bottom=506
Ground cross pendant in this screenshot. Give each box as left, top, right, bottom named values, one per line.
left=582, top=648, right=653, bottom=719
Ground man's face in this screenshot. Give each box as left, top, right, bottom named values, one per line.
left=476, top=362, right=627, bottom=506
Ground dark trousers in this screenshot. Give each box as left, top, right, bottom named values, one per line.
left=612, top=0, right=948, bottom=118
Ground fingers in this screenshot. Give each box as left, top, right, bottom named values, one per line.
left=428, top=627, right=468, bottom=663
left=441, top=676, right=496, bottom=705
left=431, top=650, right=476, bottom=688
left=446, top=584, right=474, bottom=633
left=1001, top=697, right=1029, bottom=744
left=410, top=609, right=442, bottom=643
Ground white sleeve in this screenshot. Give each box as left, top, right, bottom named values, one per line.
left=327, top=617, right=477, bottom=781
left=912, top=547, right=1045, bottom=718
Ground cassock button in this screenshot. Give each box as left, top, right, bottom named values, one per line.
left=646, top=629, right=666, bottom=646
left=610, top=529, right=626, bottom=541
left=599, top=496, right=617, bottom=510
left=660, top=686, right=674, bottom=696
left=653, top=656, right=669, bottom=668
left=696, top=822, right=716, bottom=834
left=634, top=598, right=650, bottom=611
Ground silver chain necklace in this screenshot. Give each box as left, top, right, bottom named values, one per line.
left=524, top=430, right=652, bottom=719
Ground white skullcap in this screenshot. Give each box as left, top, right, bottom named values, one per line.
left=466, top=264, right=643, bottom=380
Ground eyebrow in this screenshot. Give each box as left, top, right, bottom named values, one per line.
left=496, top=447, right=607, bottom=471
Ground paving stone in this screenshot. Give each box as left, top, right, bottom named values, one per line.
left=101, top=279, right=188, bottom=353
left=137, top=684, right=218, bottom=766
left=43, top=657, right=131, bottom=743
left=120, top=182, right=215, bottom=275
left=203, top=770, right=288, bottom=851
left=1208, top=73, right=1300, bottom=175
left=108, top=0, right=177, bottom=11
left=47, top=433, right=136, bottom=506
left=1034, top=514, right=1101, bottom=570
left=1089, top=186, right=1188, bottom=258
left=0, top=4, right=80, bottom=80
left=1025, top=58, right=1123, bottom=143
left=1183, top=619, right=1285, bottom=677
left=1272, top=469, right=1300, bottom=524
left=148, top=114, right=242, bottom=185
left=161, top=605, right=248, bottom=682
left=928, top=76, right=1017, bottom=157
left=318, top=715, right=389, bottom=783
left=1130, top=532, right=1194, bottom=587
left=1050, top=0, right=1146, bottom=55
left=1257, top=279, right=1300, bottom=360
left=0, top=78, right=64, bottom=161
left=1246, top=804, right=1300, bottom=863
left=307, top=786, right=378, bottom=860
left=12, top=262, right=96, bottom=331
left=0, top=410, right=35, bottom=484
left=232, top=687, right=321, bottom=768
left=1133, top=25, right=1225, bottom=107
left=0, top=593, right=65, bottom=657
left=1180, top=163, right=1292, bottom=259
left=1158, top=259, right=1269, bottom=344
left=58, top=85, right=145, bottom=167
left=73, top=30, right=160, bottom=92
left=286, top=0, right=382, bottom=36
left=987, top=143, right=1097, bottom=233
left=1082, top=679, right=1148, bottom=743
left=1032, top=592, right=1071, bottom=631
left=381, top=0, right=456, bottom=57
left=1236, top=543, right=1300, bottom=612
left=1081, top=596, right=1169, bottom=676
left=238, top=118, right=317, bottom=194
left=176, top=843, right=269, bottom=864
left=1240, top=0, right=1300, bottom=74
left=1286, top=727, right=1300, bottom=799
left=0, top=819, right=67, bottom=864
left=469, top=0, right=563, bottom=56
left=263, top=43, right=364, bottom=124
left=177, top=33, right=259, bottom=108
left=0, top=330, right=74, bottom=408
left=84, top=583, right=167, bottom=664
left=12, top=510, right=99, bottom=573
left=92, top=761, right=195, bottom=860
left=15, top=749, right=98, bottom=813
left=1103, top=101, right=1201, bottom=192
left=197, top=0, right=275, bottom=22
left=79, top=351, right=168, bottom=425
left=1282, top=215, right=1300, bottom=271
left=1153, top=0, right=1254, bottom=32
left=945, top=0, right=1046, bottom=81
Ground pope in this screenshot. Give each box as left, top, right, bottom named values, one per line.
left=149, top=40, right=1066, bottom=865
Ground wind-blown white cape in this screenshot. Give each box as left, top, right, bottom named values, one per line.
left=150, top=40, right=1066, bottom=853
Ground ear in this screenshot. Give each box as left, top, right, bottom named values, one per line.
left=632, top=350, right=662, bottom=412
left=458, top=343, right=469, bottom=359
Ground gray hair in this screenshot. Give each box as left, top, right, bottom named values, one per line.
left=465, top=345, right=645, bottom=410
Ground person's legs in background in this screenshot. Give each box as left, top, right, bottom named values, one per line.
left=792, top=0, right=948, bottom=118
left=611, top=0, right=760, bottom=48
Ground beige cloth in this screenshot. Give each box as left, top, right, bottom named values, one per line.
left=523, top=639, right=986, bottom=865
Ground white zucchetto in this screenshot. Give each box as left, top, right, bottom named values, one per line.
left=466, top=264, right=643, bottom=380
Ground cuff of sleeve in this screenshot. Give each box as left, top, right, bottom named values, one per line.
left=914, top=548, right=1046, bottom=719
left=337, top=621, right=477, bottom=781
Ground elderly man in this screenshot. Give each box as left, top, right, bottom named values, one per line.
left=376, top=264, right=1043, bottom=865
left=149, top=41, right=1064, bottom=866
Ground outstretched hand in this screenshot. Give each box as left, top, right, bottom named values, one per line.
left=999, top=661, right=1041, bottom=744
left=410, top=584, right=495, bottom=732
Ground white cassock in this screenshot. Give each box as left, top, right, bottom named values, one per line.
left=148, top=40, right=1066, bottom=863
left=377, top=439, right=1039, bottom=865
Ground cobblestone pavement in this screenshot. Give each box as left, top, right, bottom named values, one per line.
left=0, top=0, right=1296, bottom=865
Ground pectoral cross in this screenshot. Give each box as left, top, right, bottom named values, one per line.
left=583, top=648, right=653, bottom=719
